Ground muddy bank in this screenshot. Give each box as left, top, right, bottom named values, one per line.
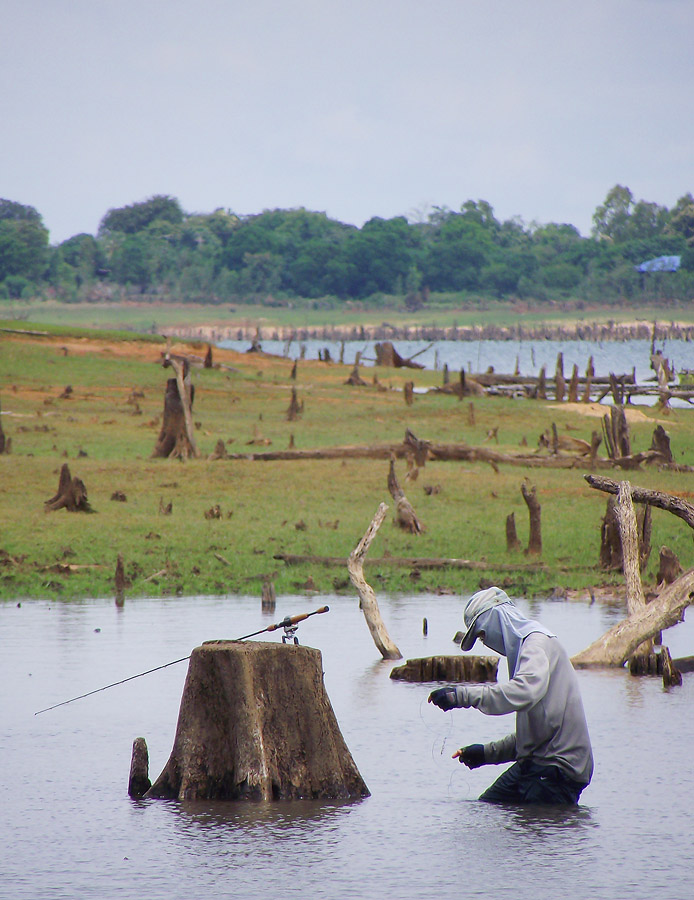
left=163, top=319, right=694, bottom=345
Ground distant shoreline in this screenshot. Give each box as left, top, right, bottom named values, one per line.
left=162, top=319, right=694, bottom=345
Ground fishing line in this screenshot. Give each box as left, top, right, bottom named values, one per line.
left=418, top=696, right=455, bottom=766
left=418, top=696, right=473, bottom=798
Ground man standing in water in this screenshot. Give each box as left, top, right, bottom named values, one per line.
left=428, top=587, right=593, bottom=804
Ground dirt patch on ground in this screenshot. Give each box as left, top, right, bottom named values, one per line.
left=546, top=401, right=670, bottom=425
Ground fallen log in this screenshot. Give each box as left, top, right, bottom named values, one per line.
left=390, top=655, right=499, bottom=683
left=274, top=552, right=547, bottom=572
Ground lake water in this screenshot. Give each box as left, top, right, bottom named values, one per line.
left=218, top=336, right=694, bottom=388
left=2, top=593, right=693, bottom=900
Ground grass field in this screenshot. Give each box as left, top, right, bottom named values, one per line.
left=2, top=321, right=694, bottom=603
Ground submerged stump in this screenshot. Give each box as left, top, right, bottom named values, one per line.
left=390, top=655, right=499, bottom=683
left=145, top=641, right=369, bottom=802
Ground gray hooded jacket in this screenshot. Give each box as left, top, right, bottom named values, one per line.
left=451, top=630, right=594, bottom=786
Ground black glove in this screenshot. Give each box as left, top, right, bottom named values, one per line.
left=428, top=687, right=458, bottom=711
left=456, top=744, right=486, bottom=769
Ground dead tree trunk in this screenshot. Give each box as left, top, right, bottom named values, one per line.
left=0, top=396, right=7, bottom=454
left=536, top=366, right=547, bottom=400
left=602, top=406, right=631, bottom=461
left=347, top=502, right=402, bottom=659
left=649, top=425, right=674, bottom=463
left=44, top=463, right=94, bottom=512
left=555, top=353, right=565, bottom=402
left=153, top=355, right=198, bottom=459
left=403, top=381, right=414, bottom=406
left=582, top=356, right=594, bottom=403
left=203, top=344, right=213, bottom=369
left=387, top=457, right=423, bottom=534
left=145, top=641, right=369, bottom=801
left=600, top=495, right=651, bottom=572
left=568, top=364, right=579, bottom=403
left=115, top=553, right=125, bottom=607
left=521, top=481, right=542, bottom=555
left=506, top=512, right=521, bottom=552
left=657, top=546, right=682, bottom=586
left=286, top=386, right=302, bottom=421
left=128, top=737, right=151, bottom=799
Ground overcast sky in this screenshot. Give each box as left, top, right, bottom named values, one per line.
left=1, top=0, right=692, bottom=244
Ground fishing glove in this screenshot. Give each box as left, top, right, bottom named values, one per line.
left=457, top=744, right=486, bottom=769
left=428, top=687, right=459, bottom=711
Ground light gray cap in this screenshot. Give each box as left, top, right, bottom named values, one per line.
left=459, top=587, right=512, bottom=650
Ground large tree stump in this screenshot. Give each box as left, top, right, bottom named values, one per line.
left=44, top=463, right=94, bottom=512
left=390, top=655, right=498, bottom=683
left=146, top=641, right=369, bottom=801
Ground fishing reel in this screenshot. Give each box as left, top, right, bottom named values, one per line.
left=282, top=624, right=300, bottom=645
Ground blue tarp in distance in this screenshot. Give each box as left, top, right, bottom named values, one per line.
left=636, top=255, right=681, bottom=273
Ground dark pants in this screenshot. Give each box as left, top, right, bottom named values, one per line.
left=479, top=760, right=586, bottom=805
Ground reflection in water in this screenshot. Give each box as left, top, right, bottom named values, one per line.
left=2, top=594, right=694, bottom=900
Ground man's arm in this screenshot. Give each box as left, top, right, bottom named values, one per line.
left=431, top=637, right=551, bottom=716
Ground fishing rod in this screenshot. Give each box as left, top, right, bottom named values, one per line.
left=34, top=605, right=330, bottom=716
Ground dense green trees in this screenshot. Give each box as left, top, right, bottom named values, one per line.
left=1, top=187, right=693, bottom=306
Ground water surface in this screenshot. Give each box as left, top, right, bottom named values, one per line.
left=2, top=593, right=693, bottom=900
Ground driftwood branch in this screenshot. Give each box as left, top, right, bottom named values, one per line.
left=575, top=475, right=694, bottom=669
left=571, top=570, right=694, bottom=668
left=347, top=503, right=402, bottom=660
left=585, top=474, right=694, bottom=530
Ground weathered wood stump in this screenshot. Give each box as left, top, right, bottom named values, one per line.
left=128, top=737, right=151, bottom=798
left=656, top=545, right=682, bottom=586
left=506, top=512, right=521, bottom=552
left=115, top=553, right=125, bottom=607
left=387, top=457, right=423, bottom=534
left=44, top=463, right=94, bottom=513
left=521, top=480, right=541, bottom=555
left=145, top=641, right=369, bottom=801
left=0, top=396, right=8, bottom=454
left=390, top=655, right=499, bottom=683
left=286, top=386, right=302, bottom=421
left=152, top=377, right=197, bottom=459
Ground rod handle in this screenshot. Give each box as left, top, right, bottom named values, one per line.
left=267, top=606, right=330, bottom=631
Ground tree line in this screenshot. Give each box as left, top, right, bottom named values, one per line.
left=1, top=185, right=693, bottom=307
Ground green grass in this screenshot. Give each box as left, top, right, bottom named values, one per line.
left=2, top=327, right=694, bottom=602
